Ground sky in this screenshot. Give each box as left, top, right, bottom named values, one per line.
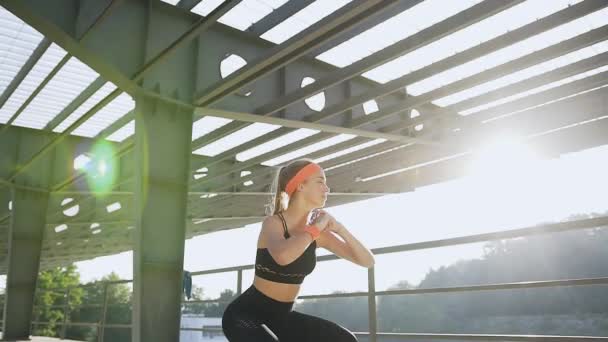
left=69, top=141, right=608, bottom=299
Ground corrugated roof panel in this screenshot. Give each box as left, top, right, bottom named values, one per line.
left=437, top=41, right=608, bottom=108
left=193, top=122, right=281, bottom=156
left=483, top=84, right=608, bottom=124
left=106, top=119, right=134, bottom=142
left=53, top=82, right=117, bottom=132
left=0, top=8, right=45, bottom=96
left=190, top=0, right=224, bottom=16
left=191, top=116, right=233, bottom=140
left=315, top=138, right=386, bottom=164
left=70, top=92, right=134, bottom=138
left=407, top=6, right=608, bottom=97
left=191, top=0, right=289, bottom=31
left=0, top=43, right=66, bottom=125
left=262, top=133, right=356, bottom=166
left=465, top=64, right=608, bottom=117
left=261, top=0, right=352, bottom=44
left=361, top=0, right=579, bottom=84
left=236, top=128, right=319, bottom=161
left=13, top=56, right=100, bottom=129
left=318, top=0, right=482, bottom=69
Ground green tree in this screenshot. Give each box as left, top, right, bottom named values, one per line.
left=182, top=285, right=206, bottom=314
left=203, top=289, right=236, bottom=317
left=67, top=272, right=132, bottom=342
left=32, top=265, right=84, bottom=337
left=295, top=291, right=368, bottom=331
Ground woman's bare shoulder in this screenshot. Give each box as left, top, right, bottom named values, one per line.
left=261, top=215, right=281, bottom=229
left=257, top=215, right=283, bottom=247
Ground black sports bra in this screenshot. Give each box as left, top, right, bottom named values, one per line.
left=254, top=212, right=317, bottom=285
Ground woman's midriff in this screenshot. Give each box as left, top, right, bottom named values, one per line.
left=253, top=275, right=301, bottom=302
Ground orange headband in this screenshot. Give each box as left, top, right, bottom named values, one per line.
left=285, top=163, right=322, bottom=196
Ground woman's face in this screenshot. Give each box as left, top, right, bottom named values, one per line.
left=300, top=169, right=330, bottom=207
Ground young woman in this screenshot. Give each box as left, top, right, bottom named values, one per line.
left=222, top=159, right=375, bottom=341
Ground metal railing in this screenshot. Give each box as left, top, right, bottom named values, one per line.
left=29, top=280, right=132, bottom=342
left=18, top=215, right=608, bottom=341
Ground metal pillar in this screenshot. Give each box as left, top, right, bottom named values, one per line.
left=131, top=93, right=193, bottom=342
left=367, top=267, right=378, bottom=342
left=236, top=270, right=243, bottom=296
left=2, top=187, right=49, bottom=340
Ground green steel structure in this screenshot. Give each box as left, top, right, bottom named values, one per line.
left=0, top=0, right=607, bottom=341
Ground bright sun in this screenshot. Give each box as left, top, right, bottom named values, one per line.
left=469, top=137, right=539, bottom=179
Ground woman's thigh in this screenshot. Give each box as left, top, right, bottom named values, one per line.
left=222, top=306, right=280, bottom=342
left=279, top=310, right=358, bottom=342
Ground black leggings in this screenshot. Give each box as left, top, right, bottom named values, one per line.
left=222, top=285, right=358, bottom=342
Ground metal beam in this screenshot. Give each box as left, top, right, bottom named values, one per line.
left=9, top=80, right=601, bottom=268
left=450, top=54, right=608, bottom=114
left=50, top=133, right=133, bottom=192
left=6, top=88, right=123, bottom=182
left=194, top=0, right=399, bottom=106
left=253, top=0, right=526, bottom=117
left=0, top=0, right=125, bottom=137
left=15, top=1, right=597, bottom=192
left=274, top=0, right=608, bottom=126
left=199, top=139, right=405, bottom=194
left=355, top=85, right=608, bottom=192
left=196, top=107, right=436, bottom=145
left=385, top=43, right=608, bottom=135
left=185, top=1, right=536, bottom=185
left=188, top=0, right=524, bottom=156
left=458, top=72, right=608, bottom=128
left=176, top=0, right=203, bottom=11
left=351, top=24, right=608, bottom=132
left=51, top=190, right=387, bottom=197
left=43, top=76, right=107, bottom=131
left=2, top=0, right=439, bottom=192
left=131, top=0, right=242, bottom=86
left=1, top=0, right=236, bottom=182
left=233, top=82, right=608, bottom=197
left=131, top=93, right=193, bottom=342
left=306, top=0, right=426, bottom=58
left=93, top=109, right=134, bottom=140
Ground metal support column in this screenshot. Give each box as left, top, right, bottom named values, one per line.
left=98, top=282, right=109, bottom=342
left=2, top=187, right=49, bottom=340
left=236, top=270, right=243, bottom=296
left=131, top=93, right=194, bottom=342
left=367, top=267, right=378, bottom=342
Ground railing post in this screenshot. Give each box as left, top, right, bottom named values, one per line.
left=367, top=267, right=377, bottom=342
left=60, top=288, right=70, bottom=339
left=236, top=270, right=243, bottom=296
left=98, top=282, right=110, bottom=342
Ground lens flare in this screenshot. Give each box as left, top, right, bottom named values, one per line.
left=84, top=141, right=117, bottom=194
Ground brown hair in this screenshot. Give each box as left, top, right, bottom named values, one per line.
left=267, top=159, right=315, bottom=216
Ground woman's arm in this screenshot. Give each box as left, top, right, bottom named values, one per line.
left=317, top=218, right=375, bottom=268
